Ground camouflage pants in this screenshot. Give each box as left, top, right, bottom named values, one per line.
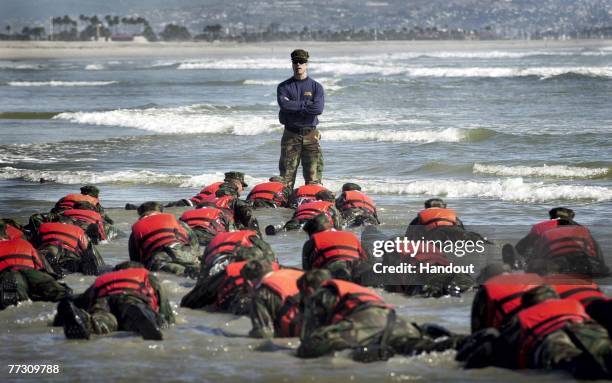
left=0, top=269, right=71, bottom=309
left=279, top=128, right=323, bottom=189
left=80, top=295, right=161, bottom=335
left=146, top=244, right=200, bottom=277
left=298, top=307, right=424, bottom=358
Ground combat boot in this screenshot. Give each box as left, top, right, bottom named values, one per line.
left=0, top=272, right=20, bottom=309
left=58, top=299, right=91, bottom=339
left=124, top=305, right=163, bottom=341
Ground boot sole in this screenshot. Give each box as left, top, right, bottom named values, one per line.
left=1, top=273, right=20, bottom=309
left=125, top=305, right=163, bottom=341
left=58, top=300, right=90, bottom=340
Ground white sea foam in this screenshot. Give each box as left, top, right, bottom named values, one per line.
left=177, top=58, right=287, bottom=70
left=3, top=166, right=608, bottom=203
left=54, top=105, right=280, bottom=135
left=84, top=64, right=105, bottom=70
left=0, top=63, right=44, bottom=70
left=243, top=77, right=344, bottom=91
left=0, top=153, right=59, bottom=164
left=242, top=79, right=279, bottom=86
left=323, top=177, right=612, bottom=203
left=7, top=80, right=117, bottom=87
left=323, top=128, right=466, bottom=143
left=403, top=66, right=612, bottom=78
left=473, top=163, right=609, bottom=179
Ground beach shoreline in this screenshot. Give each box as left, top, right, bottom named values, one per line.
left=1, top=39, right=611, bottom=60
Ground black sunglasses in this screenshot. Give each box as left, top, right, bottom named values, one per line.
left=292, top=60, right=308, bottom=65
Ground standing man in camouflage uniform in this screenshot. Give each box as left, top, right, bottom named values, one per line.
left=277, top=49, right=325, bottom=189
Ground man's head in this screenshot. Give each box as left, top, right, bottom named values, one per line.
left=80, top=185, right=100, bottom=198
left=137, top=201, right=163, bottom=217
left=549, top=207, right=575, bottom=220
left=240, top=259, right=276, bottom=285
left=224, top=171, right=248, bottom=193
left=215, top=183, right=239, bottom=198
left=342, top=183, right=362, bottom=192
left=424, top=198, right=446, bottom=209
left=303, top=213, right=332, bottom=236
left=291, top=49, right=309, bottom=79
left=297, top=269, right=331, bottom=298
left=315, top=190, right=335, bottom=202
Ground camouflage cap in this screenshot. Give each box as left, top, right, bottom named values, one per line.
left=303, top=213, right=332, bottom=235
left=137, top=201, right=163, bottom=217
left=240, top=259, right=275, bottom=282
left=342, top=182, right=362, bottom=192
left=424, top=198, right=446, bottom=208
left=80, top=185, right=100, bottom=197
left=215, top=183, right=239, bottom=198
left=548, top=207, right=575, bottom=220
left=224, top=171, right=248, bottom=187
left=291, top=49, right=309, bottom=62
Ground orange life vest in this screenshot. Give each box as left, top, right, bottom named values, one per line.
left=323, top=279, right=390, bottom=324
left=310, top=230, right=365, bottom=268
left=216, top=261, right=280, bottom=310
left=180, top=208, right=227, bottom=235
left=0, top=238, right=44, bottom=272
left=38, top=222, right=88, bottom=256
left=417, top=208, right=457, bottom=230
left=55, top=193, right=100, bottom=211
left=196, top=195, right=235, bottom=223
left=295, top=201, right=334, bottom=223
left=536, top=225, right=597, bottom=259
left=94, top=268, right=159, bottom=312
left=203, top=230, right=257, bottom=266
left=530, top=219, right=560, bottom=236
left=517, top=299, right=589, bottom=368
left=293, top=184, right=329, bottom=206
left=61, top=209, right=106, bottom=240
left=189, top=182, right=224, bottom=205
left=260, top=268, right=304, bottom=337
left=6, top=224, right=24, bottom=240
left=545, top=275, right=606, bottom=307
left=482, top=273, right=545, bottom=330
left=246, top=182, right=287, bottom=207
left=131, top=213, right=190, bottom=262
left=340, top=191, right=377, bottom=215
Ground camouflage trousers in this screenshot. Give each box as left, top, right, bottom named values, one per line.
left=0, top=269, right=71, bottom=309
left=279, top=128, right=324, bottom=189
left=79, top=295, right=162, bottom=335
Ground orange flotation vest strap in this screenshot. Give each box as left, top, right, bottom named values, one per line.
left=131, top=213, right=190, bottom=261
left=483, top=273, right=545, bottom=329
left=203, top=230, right=257, bottom=266
left=311, top=230, right=365, bottom=268
left=55, top=193, right=100, bottom=210
left=340, top=190, right=377, bottom=215
left=323, top=279, right=390, bottom=324
left=94, top=268, right=159, bottom=312
left=295, top=201, right=334, bottom=223
left=517, top=299, right=589, bottom=368
left=180, top=207, right=227, bottom=234
left=61, top=209, right=106, bottom=240
left=536, top=225, right=597, bottom=259
left=38, top=222, right=88, bottom=256
left=0, top=238, right=44, bottom=272
left=247, top=182, right=287, bottom=206
left=260, top=268, right=304, bottom=337
left=190, top=182, right=224, bottom=205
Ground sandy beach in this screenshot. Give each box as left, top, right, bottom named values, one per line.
left=1, top=39, right=612, bottom=59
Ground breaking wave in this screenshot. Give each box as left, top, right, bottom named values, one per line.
left=324, top=128, right=471, bottom=143
left=2, top=166, right=609, bottom=203
left=53, top=104, right=280, bottom=135
left=473, top=163, right=610, bottom=179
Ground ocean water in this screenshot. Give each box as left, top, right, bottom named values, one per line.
left=1, top=43, right=612, bottom=382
